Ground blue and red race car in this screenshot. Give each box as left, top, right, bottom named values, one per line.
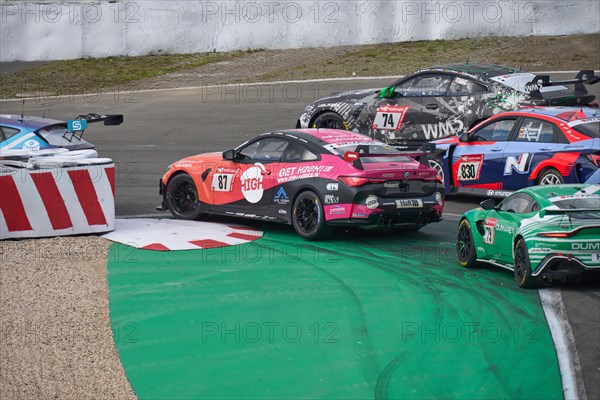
left=426, top=107, right=600, bottom=197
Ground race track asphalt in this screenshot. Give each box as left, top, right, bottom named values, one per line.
left=2, top=74, right=599, bottom=398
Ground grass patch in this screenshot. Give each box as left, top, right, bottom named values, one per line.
left=254, top=34, right=600, bottom=81
left=1, top=34, right=598, bottom=99
left=0, top=50, right=260, bottom=99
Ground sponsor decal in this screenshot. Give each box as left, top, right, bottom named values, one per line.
left=326, top=183, right=339, bottom=191
left=324, top=195, right=340, bottom=205
left=384, top=181, right=399, bottom=189
left=382, top=173, right=395, bottom=178
left=422, top=119, right=464, bottom=140
left=456, top=154, right=484, bottom=181
left=483, top=218, right=498, bottom=245
left=495, top=223, right=515, bottom=235
left=22, top=139, right=40, bottom=151
left=372, top=105, right=409, bottom=130
left=67, top=119, right=87, bottom=131
left=504, top=153, right=532, bottom=175
left=273, top=186, right=289, bottom=205
left=365, top=196, right=379, bottom=210
left=395, top=199, right=423, bottom=208
left=216, top=167, right=238, bottom=174
left=278, top=209, right=287, bottom=215
left=240, top=163, right=265, bottom=204
left=572, top=242, right=600, bottom=250
left=487, top=190, right=512, bottom=197
left=329, top=206, right=346, bottom=215
left=277, top=165, right=334, bottom=184
left=530, top=248, right=552, bottom=254
left=352, top=213, right=367, bottom=218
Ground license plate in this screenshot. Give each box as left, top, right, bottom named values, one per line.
left=395, top=199, right=423, bottom=208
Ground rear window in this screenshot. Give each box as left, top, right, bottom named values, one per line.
left=572, top=122, right=600, bottom=138
left=551, top=196, right=600, bottom=210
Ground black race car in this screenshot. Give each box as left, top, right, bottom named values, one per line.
left=297, top=64, right=599, bottom=150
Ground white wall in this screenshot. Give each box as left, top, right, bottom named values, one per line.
left=1, top=0, right=599, bottom=62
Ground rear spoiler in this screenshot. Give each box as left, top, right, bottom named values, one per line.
left=63, top=113, right=123, bottom=141
left=539, top=208, right=600, bottom=218
left=527, top=70, right=599, bottom=98
left=344, top=142, right=437, bottom=170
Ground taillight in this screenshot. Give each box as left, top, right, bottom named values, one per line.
left=537, top=232, right=573, bottom=238
left=588, top=100, right=599, bottom=108
left=337, top=176, right=384, bottom=187
left=584, top=153, right=600, bottom=167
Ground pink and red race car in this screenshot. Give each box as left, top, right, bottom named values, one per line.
left=159, top=129, right=444, bottom=239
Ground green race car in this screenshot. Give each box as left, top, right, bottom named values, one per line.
left=456, top=184, right=600, bottom=288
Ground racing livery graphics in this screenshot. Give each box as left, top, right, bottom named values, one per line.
left=457, top=184, right=600, bottom=288
left=297, top=65, right=598, bottom=150
left=0, top=113, right=123, bottom=154
left=160, top=129, right=444, bottom=239
left=428, top=107, right=600, bottom=197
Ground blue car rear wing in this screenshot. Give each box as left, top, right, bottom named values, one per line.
left=63, top=113, right=123, bottom=142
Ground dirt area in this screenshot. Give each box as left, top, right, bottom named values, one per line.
left=0, top=236, right=136, bottom=399
left=1, top=34, right=598, bottom=98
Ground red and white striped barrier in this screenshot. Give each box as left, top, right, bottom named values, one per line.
left=0, top=159, right=115, bottom=239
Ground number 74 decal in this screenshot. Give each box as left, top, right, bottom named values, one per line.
left=372, top=105, right=409, bottom=130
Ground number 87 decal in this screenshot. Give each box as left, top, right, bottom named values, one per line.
left=211, top=173, right=235, bottom=192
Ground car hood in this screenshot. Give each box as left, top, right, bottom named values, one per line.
left=312, top=88, right=380, bottom=105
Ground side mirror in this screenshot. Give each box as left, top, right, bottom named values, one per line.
left=222, top=149, right=236, bottom=160
left=458, top=133, right=469, bottom=142
left=480, top=199, right=497, bottom=210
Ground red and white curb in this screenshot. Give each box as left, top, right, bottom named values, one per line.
left=0, top=162, right=115, bottom=239
left=102, top=218, right=263, bottom=251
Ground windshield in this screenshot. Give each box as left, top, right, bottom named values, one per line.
left=572, top=122, right=600, bottom=138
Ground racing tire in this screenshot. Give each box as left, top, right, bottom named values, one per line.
left=536, top=168, right=564, bottom=186
left=456, top=219, right=478, bottom=268
left=165, top=174, right=206, bottom=220
left=312, top=112, right=348, bottom=130
left=514, top=238, right=538, bottom=289
left=292, top=191, right=330, bottom=240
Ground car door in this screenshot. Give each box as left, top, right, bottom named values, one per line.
left=482, top=193, right=538, bottom=263
left=211, top=137, right=290, bottom=212
left=451, top=117, right=518, bottom=189
left=373, top=73, right=455, bottom=141
left=502, top=117, right=560, bottom=190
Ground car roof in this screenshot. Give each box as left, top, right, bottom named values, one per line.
left=0, top=114, right=64, bottom=132
left=420, top=64, right=521, bottom=81
left=489, top=107, right=600, bottom=125
left=263, top=129, right=378, bottom=147
left=523, top=184, right=600, bottom=206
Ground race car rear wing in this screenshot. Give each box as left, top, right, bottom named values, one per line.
left=526, top=70, right=599, bottom=99
left=345, top=142, right=437, bottom=170
left=63, top=113, right=124, bottom=142
left=539, top=208, right=600, bottom=218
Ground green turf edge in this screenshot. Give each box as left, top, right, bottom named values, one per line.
left=107, top=222, right=563, bottom=399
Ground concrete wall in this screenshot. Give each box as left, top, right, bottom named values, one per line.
left=1, top=0, right=599, bottom=61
